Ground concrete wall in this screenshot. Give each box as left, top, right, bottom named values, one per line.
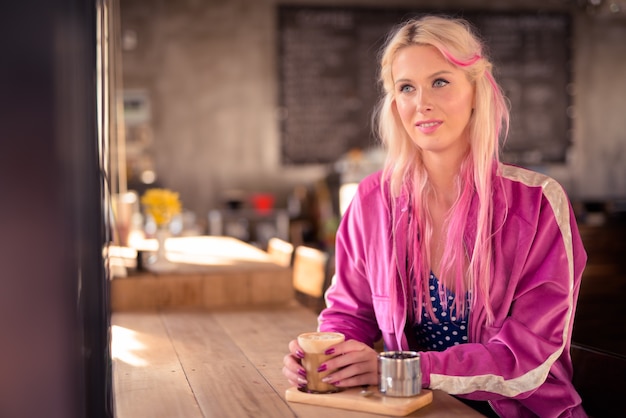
left=119, top=0, right=626, bottom=224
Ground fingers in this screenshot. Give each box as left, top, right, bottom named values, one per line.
left=324, top=339, right=375, bottom=368
left=323, top=361, right=379, bottom=388
left=320, top=340, right=380, bottom=388
left=329, top=339, right=372, bottom=356
left=282, top=340, right=307, bottom=388
left=324, top=369, right=378, bottom=388
left=283, top=338, right=380, bottom=389
left=288, top=339, right=303, bottom=357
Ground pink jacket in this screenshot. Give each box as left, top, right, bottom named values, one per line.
left=319, top=164, right=588, bottom=417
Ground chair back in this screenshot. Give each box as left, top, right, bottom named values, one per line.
left=571, top=343, right=626, bottom=418
left=266, top=237, right=294, bottom=267
left=292, top=246, right=329, bottom=301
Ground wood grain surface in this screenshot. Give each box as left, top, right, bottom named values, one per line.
left=112, top=305, right=485, bottom=417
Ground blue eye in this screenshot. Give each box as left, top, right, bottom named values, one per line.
left=399, top=84, right=414, bottom=93
left=433, top=79, right=449, bottom=88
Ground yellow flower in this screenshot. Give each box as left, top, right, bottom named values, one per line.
left=141, top=188, right=182, bottom=227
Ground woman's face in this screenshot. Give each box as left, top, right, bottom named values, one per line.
left=392, top=44, right=475, bottom=160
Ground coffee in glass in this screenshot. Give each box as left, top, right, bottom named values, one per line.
left=297, top=331, right=345, bottom=393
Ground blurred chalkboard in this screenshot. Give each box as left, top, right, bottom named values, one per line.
left=278, top=6, right=572, bottom=165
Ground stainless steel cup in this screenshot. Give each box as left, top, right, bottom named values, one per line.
left=378, top=351, right=422, bottom=397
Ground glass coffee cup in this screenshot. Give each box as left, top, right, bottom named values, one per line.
left=297, top=331, right=345, bottom=393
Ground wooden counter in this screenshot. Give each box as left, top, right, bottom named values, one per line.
left=112, top=305, right=485, bottom=417
left=110, top=236, right=293, bottom=311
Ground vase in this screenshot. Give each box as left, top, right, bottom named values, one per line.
left=147, top=226, right=176, bottom=273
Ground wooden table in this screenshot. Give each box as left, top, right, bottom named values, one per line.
left=112, top=304, right=485, bottom=417
left=110, top=236, right=293, bottom=311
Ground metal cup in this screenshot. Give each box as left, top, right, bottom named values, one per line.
left=378, top=351, right=422, bottom=397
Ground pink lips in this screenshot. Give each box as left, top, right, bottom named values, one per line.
left=416, top=120, right=442, bottom=134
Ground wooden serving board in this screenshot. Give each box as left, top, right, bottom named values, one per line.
left=285, top=386, right=433, bottom=416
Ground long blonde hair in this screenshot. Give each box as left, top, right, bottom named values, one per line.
left=375, top=15, right=509, bottom=324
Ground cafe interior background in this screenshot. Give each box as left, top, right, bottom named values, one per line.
left=2, top=0, right=626, bottom=416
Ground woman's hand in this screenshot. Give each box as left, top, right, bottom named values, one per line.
left=282, top=338, right=379, bottom=389
left=319, top=339, right=379, bottom=388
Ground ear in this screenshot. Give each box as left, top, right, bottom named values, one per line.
left=391, top=98, right=402, bottom=122
left=391, top=97, right=397, bottom=112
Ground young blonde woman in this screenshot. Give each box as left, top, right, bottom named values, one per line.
left=283, top=15, right=587, bottom=417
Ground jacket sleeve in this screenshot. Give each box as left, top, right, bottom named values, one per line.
left=419, top=185, right=587, bottom=401
left=317, top=178, right=384, bottom=347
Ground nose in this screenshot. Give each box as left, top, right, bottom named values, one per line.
left=415, top=87, right=433, bottom=113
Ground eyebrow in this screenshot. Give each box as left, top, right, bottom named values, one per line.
left=394, top=70, right=454, bottom=86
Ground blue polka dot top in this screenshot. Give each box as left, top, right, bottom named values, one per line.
left=412, top=272, right=470, bottom=351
